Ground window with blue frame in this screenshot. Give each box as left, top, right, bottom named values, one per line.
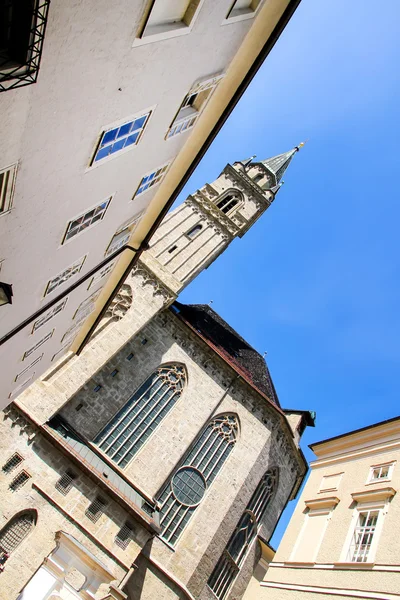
left=133, top=163, right=170, bottom=199
left=90, top=112, right=152, bottom=165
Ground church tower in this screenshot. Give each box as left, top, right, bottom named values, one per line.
left=141, top=145, right=302, bottom=293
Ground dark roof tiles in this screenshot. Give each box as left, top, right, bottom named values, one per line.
left=172, top=302, right=281, bottom=408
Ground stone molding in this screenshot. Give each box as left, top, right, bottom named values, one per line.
left=131, top=262, right=176, bottom=304
left=187, top=190, right=237, bottom=238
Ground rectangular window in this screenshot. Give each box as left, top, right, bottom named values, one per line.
left=15, top=354, right=43, bottom=381
left=368, top=463, right=394, bottom=483
left=166, top=74, right=223, bottom=139
left=73, top=290, right=101, bottom=322
left=85, top=496, right=107, bottom=523
left=226, top=0, right=262, bottom=21
left=133, top=163, right=170, bottom=199
left=319, top=473, right=343, bottom=493
left=62, top=198, right=111, bottom=243
left=9, top=470, right=30, bottom=492
left=138, top=0, right=203, bottom=42
left=32, top=298, right=68, bottom=333
left=2, top=453, right=23, bottom=474
left=87, top=259, right=117, bottom=290
left=61, top=322, right=82, bottom=344
left=0, top=0, right=50, bottom=92
left=347, top=510, right=379, bottom=563
left=90, top=112, right=152, bottom=166
left=22, top=329, right=54, bottom=361
left=0, top=163, right=17, bottom=213
left=105, top=229, right=131, bottom=258
left=8, top=372, right=36, bottom=398
left=115, top=210, right=145, bottom=235
left=51, top=344, right=71, bottom=363
left=44, top=256, right=87, bottom=297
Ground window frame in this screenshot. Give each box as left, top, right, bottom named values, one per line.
left=31, top=298, right=68, bottom=333
left=185, top=223, right=203, bottom=240
left=367, top=462, right=395, bottom=485
left=166, top=74, right=224, bottom=140
left=87, top=257, right=118, bottom=290
left=341, top=502, right=386, bottom=564
left=88, top=108, right=155, bottom=168
left=15, top=355, right=43, bottom=381
left=132, top=161, right=171, bottom=200
left=44, top=255, right=87, bottom=297
left=61, top=197, right=112, bottom=245
left=134, top=0, right=205, bottom=46
left=0, top=163, right=17, bottom=215
left=224, top=0, right=263, bottom=24
left=22, top=329, right=54, bottom=361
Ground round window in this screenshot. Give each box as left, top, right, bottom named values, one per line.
left=171, top=467, right=207, bottom=507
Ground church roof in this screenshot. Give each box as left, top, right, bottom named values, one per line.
left=171, top=302, right=281, bottom=409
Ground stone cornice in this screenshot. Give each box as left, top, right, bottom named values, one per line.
left=304, top=496, right=340, bottom=510
left=351, top=487, right=396, bottom=503
left=132, top=257, right=178, bottom=302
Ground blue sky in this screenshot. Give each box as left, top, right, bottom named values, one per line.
left=173, top=0, right=400, bottom=543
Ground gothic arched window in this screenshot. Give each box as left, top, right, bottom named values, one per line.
left=0, top=510, right=37, bottom=557
left=208, top=467, right=279, bottom=599
left=95, top=364, right=186, bottom=468
left=157, top=414, right=239, bottom=546
left=216, top=194, right=240, bottom=215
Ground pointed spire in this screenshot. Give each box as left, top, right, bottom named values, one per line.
left=261, top=142, right=305, bottom=184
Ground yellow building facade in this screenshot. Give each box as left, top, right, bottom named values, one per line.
left=247, top=416, right=400, bottom=600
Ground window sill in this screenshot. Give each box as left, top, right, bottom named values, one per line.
left=133, top=22, right=191, bottom=47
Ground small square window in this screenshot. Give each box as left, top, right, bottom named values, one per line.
left=56, top=470, right=76, bottom=495
left=133, top=162, right=171, bottom=199
left=0, top=164, right=17, bottom=214
left=368, top=463, right=394, bottom=483
left=115, top=522, right=134, bottom=550
left=166, top=75, right=223, bottom=139
left=90, top=112, right=152, bottom=166
left=63, top=198, right=111, bottom=243
left=85, top=496, right=107, bottom=523
left=137, top=0, right=204, bottom=43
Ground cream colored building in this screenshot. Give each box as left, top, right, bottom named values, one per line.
left=0, top=0, right=302, bottom=407
left=248, top=415, right=400, bottom=600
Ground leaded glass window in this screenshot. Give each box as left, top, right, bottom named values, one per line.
left=157, top=414, right=239, bottom=546
left=208, top=467, right=279, bottom=599
left=95, top=364, right=186, bottom=468
left=0, top=510, right=36, bottom=555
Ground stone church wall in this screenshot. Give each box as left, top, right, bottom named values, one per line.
left=0, top=408, right=152, bottom=600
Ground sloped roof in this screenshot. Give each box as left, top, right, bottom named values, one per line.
left=261, top=148, right=298, bottom=183
left=171, top=302, right=281, bottom=408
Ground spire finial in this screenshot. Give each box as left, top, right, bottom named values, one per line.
left=296, top=139, right=308, bottom=151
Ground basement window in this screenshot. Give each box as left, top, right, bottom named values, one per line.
left=137, top=0, right=204, bottom=44
left=166, top=74, right=224, bottom=139
left=0, top=163, right=17, bottom=214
